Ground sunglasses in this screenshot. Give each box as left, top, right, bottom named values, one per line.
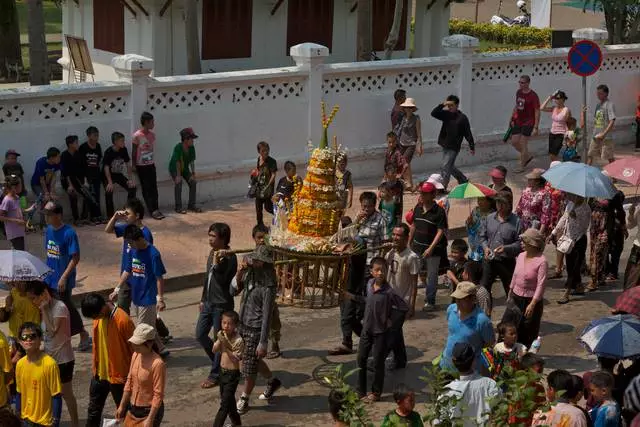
left=20, top=333, right=38, bottom=341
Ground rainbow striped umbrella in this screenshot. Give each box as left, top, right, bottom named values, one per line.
left=448, top=182, right=497, bottom=199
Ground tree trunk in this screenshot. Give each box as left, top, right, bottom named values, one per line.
left=0, top=0, right=22, bottom=79
left=356, top=0, right=373, bottom=61
left=27, top=0, right=49, bottom=85
left=185, top=0, right=202, bottom=74
left=408, top=0, right=417, bottom=58
left=384, top=0, right=405, bottom=59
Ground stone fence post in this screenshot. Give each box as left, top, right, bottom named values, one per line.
left=572, top=28, right=609, bottom=132
left=111, top=54, right=154, bottom=137
left=443, top=34, right=479, bottom=116
left=290, top=43, right=330, bottom=146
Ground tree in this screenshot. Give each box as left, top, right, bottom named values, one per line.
left=27, top=0, right=50, bottom=85
left=384, top=0, right=405, bottom=59
left=185, top=0, right=202, bottom=74
left=356, top=0, right=373, bottom=61
left=0, top=0, right=22, bottom=79
left=583, top=0, right=640, bottom=44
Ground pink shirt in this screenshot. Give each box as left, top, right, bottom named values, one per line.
left=510, top=252, right=548, bottom=301
left=550, top=107, right=569, bottom=134
left=131, top=129, right=156, bottom=166
left=0, top=195, right=24, bottom=240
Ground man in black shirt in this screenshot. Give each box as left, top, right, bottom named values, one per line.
left=197, top=222, right=237, bottom=389
left=79, top=126, right=104, bottom=222
left=431, top=95, right=475, bottom=190
left=61, top=135, right=99, bottom=226
left=103, top=132, right=137, bottom=217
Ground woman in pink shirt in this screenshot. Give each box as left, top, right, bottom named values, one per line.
left=504, top=228, right=548, bottom=348
left=541, top=90, right=571, bottom=162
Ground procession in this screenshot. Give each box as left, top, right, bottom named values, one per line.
left=1, top=52, right=640, bottom=427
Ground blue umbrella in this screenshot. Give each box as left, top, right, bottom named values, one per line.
left=579, top=314, right=640, bottom=359
left=542, top=162, right=616, bottom=199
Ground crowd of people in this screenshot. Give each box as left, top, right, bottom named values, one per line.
left=0, top=74, right=637, bottom=427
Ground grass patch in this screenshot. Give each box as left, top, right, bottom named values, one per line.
left=16, top=0, right=63, bottom=36
left=20, top=42, right=63, bottom=70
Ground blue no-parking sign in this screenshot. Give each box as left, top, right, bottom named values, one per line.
left=567, top=40, right=603, bottom=77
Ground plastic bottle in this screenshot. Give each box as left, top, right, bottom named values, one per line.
left=530, top=336, right=542, bottom=354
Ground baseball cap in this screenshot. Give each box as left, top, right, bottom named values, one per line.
left=128, top=323, right=157, bottom=345
left=5, top=149, right=20, bottom=158
left=419, top=182, right=436, bottom=193
left=43, top=201, right=63, bottom=215
left=180, top=127, right=199, bottom=139
left=450, top=281, right=477, bottom=300
left=452, top=342, right=475, bottom=366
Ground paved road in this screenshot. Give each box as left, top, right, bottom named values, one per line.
left=1, top=238, right=622, bottom=426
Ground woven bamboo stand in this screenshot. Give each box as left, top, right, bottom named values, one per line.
left=272, top=246, right=350, bottom=308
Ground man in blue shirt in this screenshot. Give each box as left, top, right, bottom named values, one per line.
left=105, top=198, right=153, bottom=314
left=113, top=224, right=168, bottom=357
left=43, top=201, right=92, bottom=351
left=31, top=147, right=61, bottom=228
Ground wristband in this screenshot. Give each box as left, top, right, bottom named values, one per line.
left=114, top=287, right=120, bottom=294
left=156, top=295, right=164, bottom=303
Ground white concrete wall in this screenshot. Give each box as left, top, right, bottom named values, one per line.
left=61, top=0, right=449, bottom=81
left=7, top=43, right=640, bottom=210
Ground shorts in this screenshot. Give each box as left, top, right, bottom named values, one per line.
left=548, top=133, right=565, bottom=156
left=133, top=304, right=157, bottom=327
left=58, top=360, right=75, bottom=383
left=240, top=326, right=261, bottom=379
left=398, top=144, right=416, bottom=163
left=588, top=137, right=614, bottom=160
left=511, top=124, right=533, bottom=137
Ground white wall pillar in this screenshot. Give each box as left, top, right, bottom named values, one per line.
left=111, top=54, right=154, bottom=137
left=572, top=28, right=608, bottom=132
left=290, top=43, right=330, bottom=146
left=443, top=34, right=478, bottom=115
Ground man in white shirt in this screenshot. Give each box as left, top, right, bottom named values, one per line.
left=441, top=342, right=500, bottom=426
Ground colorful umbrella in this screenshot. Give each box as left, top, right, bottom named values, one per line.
left=604, top=157, right=640, bottom=187
left=0, top=250, right=52, bottom=282
left=579, top=314, right=640, bottom=359
left=613, top=287, right=640, bottom=317
left=447, top=183, right=497, bottom=199
left=542, top=162, right=616, bottom=199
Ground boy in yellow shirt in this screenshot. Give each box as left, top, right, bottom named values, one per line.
left=0, top=329, right=11, bottom=409
left=0, top=281, right=41, bottom=338
left=15, top=322, right=62, bottom=427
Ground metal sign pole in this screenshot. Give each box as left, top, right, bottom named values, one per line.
left=582, top=75, right=588, bottom=163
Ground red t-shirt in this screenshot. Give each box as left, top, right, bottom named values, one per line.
left=513, top=89, right=540, bottom=126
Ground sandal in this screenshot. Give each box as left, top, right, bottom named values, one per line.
left=361, top=393, right=380, bottom=404
left=201, top=378, right=218, bottom=389
left=557, top=296, right=570, bottom=304
left=188, top=206, right=203, bottom=213
left=549, top=270, right=563, bottom=279
left=266, top=351, right=282, bottom=359
left=328, top=345, right=353, bottom=356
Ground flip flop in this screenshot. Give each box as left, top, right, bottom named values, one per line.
left=266, top=351, right=282, bottom=359
left=201, top=378, right=218, bottom=389
left=328, top=345, right=353, bottom=356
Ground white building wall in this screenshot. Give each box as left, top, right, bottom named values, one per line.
left=9, top=42, right=640, bottom=209
left=61, top=0, right=449, bottom=81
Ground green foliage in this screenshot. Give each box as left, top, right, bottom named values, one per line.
left=449, top=19, right=552, bottom=47
left=487, top=366, right=551, bottom=426
left=324, top=364, right=375, bottom=427
left=15, top=0, right=62, bottom=36
left=421, top=364, right=466, bottom=427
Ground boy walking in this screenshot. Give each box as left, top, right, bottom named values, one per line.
left=79, top=126, right=104, bottom=222
left=588, top=84, right=616, bottom=165
left=15, top=322, right=63, bottom=427
left=212, top=310, right=244, bottom=427
left=384, top=133, right=408, bottom=182
left=103, top=132, right=137, bottom=218
left=132, top=111, right=164, bottom=219
left=235, top=245, right=281, bottom=414
left=348, top=257, right=407, bottom=403
left=169, top=127, right=202, bottom=214
left=589, top=371, right=622, bottom=427
left=43, top=201, right=92, bottom=351
left=104, top=198, right=153, bottom=313
left=80, top=293, right=135, bottom=427
left=112, top=225, right=169, bottom=357
left=197, top=223, right=237, bottom=389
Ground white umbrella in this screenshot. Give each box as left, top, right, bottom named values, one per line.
left=0, top=250, right=52, bottom=281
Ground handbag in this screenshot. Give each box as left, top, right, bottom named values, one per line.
left=556, top=215, right=575, bottom=254
left=247, top=179, right=258, bottom=199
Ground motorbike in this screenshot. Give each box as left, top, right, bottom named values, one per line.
left=490, top=0, right=531, bottom=27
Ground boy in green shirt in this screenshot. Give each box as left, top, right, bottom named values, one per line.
left=169, top=128, right=202, bottom=214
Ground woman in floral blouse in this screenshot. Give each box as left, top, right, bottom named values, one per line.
left=466, top=197, right=495, bottom=261
left=516, top=169, right=552, bottom=234
left=546, top=161, right=566, bottom=278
